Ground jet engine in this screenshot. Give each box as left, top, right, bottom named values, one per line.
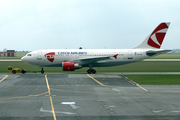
left=62, top=62, right=82, bottom=71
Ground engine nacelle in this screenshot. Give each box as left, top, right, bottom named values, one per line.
left=62, top=62, right=82, bottom=71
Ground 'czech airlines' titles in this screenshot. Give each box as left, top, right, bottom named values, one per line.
left=58, top=52, right=87, bottom=55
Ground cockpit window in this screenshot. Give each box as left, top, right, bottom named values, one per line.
left=27, top=54, right=32, bottom=56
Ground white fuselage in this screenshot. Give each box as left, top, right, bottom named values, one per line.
left=20, top=22, right=171, bottom=74
left=21, top=49, right=151, bottom=67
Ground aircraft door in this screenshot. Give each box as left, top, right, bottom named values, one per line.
left=37, top=51, right=45, bottom=66
left=128, top=51, right=133, bottom=59
left=37, top=51, right=45, bottom=61
left=37, top=51, right=42, bottom=60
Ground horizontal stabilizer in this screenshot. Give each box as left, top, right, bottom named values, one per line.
left=146, top=50, right=171, bottom=56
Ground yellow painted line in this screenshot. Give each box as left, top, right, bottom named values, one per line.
left=0, top=75, right=8, bottom=83
left=87, top=74, right=107, bottom=86
left=45, top=74, right=57, bottom=120
left=124, top=76, right=148, bottom=92
left=51, top=88, right=119, bottom=95
left=28, top=91, right=49, bottom=97
left=137, top=84, right=148, bottom=92
left=0, top=91, right=49, bottom=101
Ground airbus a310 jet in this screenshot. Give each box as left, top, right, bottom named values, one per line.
left=21, top=22, right=171, bottom=74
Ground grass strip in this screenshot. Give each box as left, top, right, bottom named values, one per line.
left=1, top=61, right=180, bottom=73
left=125, top=75, right=180, bottom=85
left=149, top=53, right=180, bottom=59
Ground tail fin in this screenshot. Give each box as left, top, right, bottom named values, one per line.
left=133, top=22, right=170, bottom=49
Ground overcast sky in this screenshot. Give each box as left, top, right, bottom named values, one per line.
left=0, top=0, right=180, bottom=51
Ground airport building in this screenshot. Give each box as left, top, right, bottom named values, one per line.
left=0, top=50, right=15, bottom=57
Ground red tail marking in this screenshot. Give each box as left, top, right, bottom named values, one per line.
left=113, top=54, right=118, bottom=59
left=156, top=33, right=166, bottom=45
left=148, top=23, right=168, bottom=48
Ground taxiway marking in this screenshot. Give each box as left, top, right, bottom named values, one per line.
left=0, top=91, right=49, bottom=101
left=45, top=74, right=57, bottom=120
left=0, top=75, right=8, bottom=83
left=136, top=84, right=148, bottom=92
left=87, top=74, right=148, bottom=92
left=87, top=74, right=106, bottom=86
left=123, top=75, right=148, bottom=92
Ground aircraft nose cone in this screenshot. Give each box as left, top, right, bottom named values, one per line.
left=21, top=56, right=25, bottom=61
left=21, top=56, right=29, bottom=63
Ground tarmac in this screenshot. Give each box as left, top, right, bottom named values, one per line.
left=0, top=73, right=180, bottom=120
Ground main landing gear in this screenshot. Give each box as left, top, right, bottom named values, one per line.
left=87, top=64, right=96, bottom=74
left=87, top=69, right=96, bottom=74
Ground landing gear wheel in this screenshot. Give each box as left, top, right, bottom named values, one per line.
left=41, top=70, right=44, bottom=74
left=22, top=70, right=25, bottom=74
left=87, top=69, right=92, bottom=74
left=87, top=69, right=96, bottom=74
left=41, top=67, right=44, bottom=74
left=92, top=69, right=96, bottom=74
left=12, top=70, right=16, bottom=74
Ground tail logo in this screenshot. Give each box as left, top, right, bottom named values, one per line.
left=148, top=23, right=169, bottom=48
left=44, top=52, right=55, bottom=62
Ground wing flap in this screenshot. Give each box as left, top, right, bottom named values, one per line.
left=77, top=56, right=110, bottom=62
left=65, top=55, right=118, bottom=64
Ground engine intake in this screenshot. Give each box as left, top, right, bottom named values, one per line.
left=62, top=62, right=82, bottom=71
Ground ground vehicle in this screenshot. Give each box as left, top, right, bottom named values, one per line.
left=8, top=66, right=26, bottom=74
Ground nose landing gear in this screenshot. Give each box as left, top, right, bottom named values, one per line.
left=41, top=67, right=44, bottom=74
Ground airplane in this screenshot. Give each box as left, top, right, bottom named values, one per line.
left=21, top=22, right=171, bottom=74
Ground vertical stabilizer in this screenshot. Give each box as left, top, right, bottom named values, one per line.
left=133, top=22, right=170, bottom=49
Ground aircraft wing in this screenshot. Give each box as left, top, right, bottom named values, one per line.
left=78, top=56, right=110, bottom=61
left=65, top=54, right=118, bottom=64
